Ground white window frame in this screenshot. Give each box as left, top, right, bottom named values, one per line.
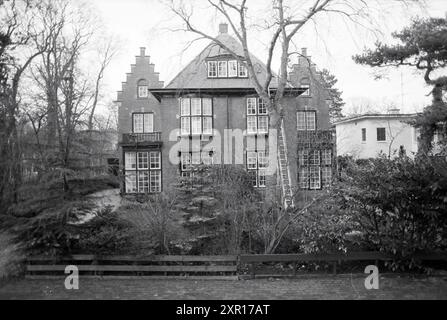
left=133, top=113, right=154, bottom=133
left=180, top=98, right=213, bottom=136
left=208, top=61, right=217, bottom=78
left=124, top=151, right=162, bottom=194
left=218, top=61, right=228, bottom=77
left=150, top=152, right=161, bottom=170
left=228, top=60, right=238, bottom=77
left=297, top=111, right=316, bottom=131
left=309, top=167, right=321, bottom=190
left=322, top=167, right=332, bottom=187
left=138, top=85, right=149, bottom=98
left=247, top=151, right=268, bottom=188
left=150, top=171, right=161, bottom=193
left=238, top=62, right=248, bottom=77
left=247, top=97, right=269, bottom=135
left=322, top=150, right=332, bottom=166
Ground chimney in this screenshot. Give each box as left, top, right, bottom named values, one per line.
left=301, top=48, right=308, bottom=57
left=299, top=48, right=310, bottom=66
left=140, top=47, right=146, bottom=57
left=219, top=23, right=228, bottom=34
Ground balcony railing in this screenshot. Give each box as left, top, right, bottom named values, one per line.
left=121, top=132, right=162, bottom=145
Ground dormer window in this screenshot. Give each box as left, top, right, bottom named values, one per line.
left=207, top=59, right=248, bottom=78
left=228, top=60, right=238, bottom=77
left=238, top=62, right=248, bottom=77
left=137, top=79, right=149, bottom=98
left=208, top=61, right=217, bottom=78
left=218, top=61, right=228, bottom=77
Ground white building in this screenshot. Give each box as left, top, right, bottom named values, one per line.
left=335, top=111, right=419, bottom=159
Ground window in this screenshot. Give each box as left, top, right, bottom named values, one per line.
left=137, top=79, right=149, bottom=98
left=180, top=151, right=214, bottom=177
left=125, top=172, right=137, bottom=193
left=207, top=60, right=248, bottom=78
left=377, top=128, right=386, bottom=141
left=238, top=62, right=248, bottom=77
left=150, top=171, right=161, bottom=193
left=322, top=150, right=332, bottom=166
left=179, top=98, right=213, bottom=135
left=150, top=152, right=161, bottom=169
left=309, top=150, right=320, bottom=166
left=124, top=151, right=162, bottom=194
left=309, top=167, right=321, bottom=190
left=208, top=61, right=217, bottom=78
left=298, top=149, right=332, bottom=190
left=247, top=150, right=268, bottom=188
left=297, top=111, right=316, bottom=131
left=247, top=97, right=269, bottom=134
left=298, top=168, right=309, bottom=189
left=322, top=167, right=332, bottom=187
left=218, top=61, right=228, bottom=77
left=298, top=150, right=309, bottom=167
left=133, top=113, right=153, bottom=133
left=228, top=60, right=238, bottom=77
left=362, top=128, right=367, bottom=142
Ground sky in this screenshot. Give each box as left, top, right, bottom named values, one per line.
left=91, top=0, right=447, bottom=116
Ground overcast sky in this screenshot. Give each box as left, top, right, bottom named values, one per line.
left=91, top=0, right=447, bottom=115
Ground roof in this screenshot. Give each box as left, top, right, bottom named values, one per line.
left=165, top=33, right=280, bottom=89
left=334, top=113, right=418, bottom=126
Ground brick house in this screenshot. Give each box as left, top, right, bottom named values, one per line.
left=116, top=24, right=335, bottom=205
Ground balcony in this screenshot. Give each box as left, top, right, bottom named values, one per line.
left=121, top=132, right=162, bottom=148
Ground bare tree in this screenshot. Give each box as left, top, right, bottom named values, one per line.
left=0, top=0, right=57, bottom=208
left=87, top=39, right=118, bottom=131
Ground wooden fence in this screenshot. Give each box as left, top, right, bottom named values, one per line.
left=239, top=252, right=447, bottom=278
left=26, top=255, right=238, bottom=280
left=26, top=252, right=447, bottom=280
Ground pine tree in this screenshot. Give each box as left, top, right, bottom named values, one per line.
left=354, top=17, right=447, bottom=153
left=320, top=69, right=345, bottom=121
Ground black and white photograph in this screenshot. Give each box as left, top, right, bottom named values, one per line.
left=0, top=0, right=446, bottom=304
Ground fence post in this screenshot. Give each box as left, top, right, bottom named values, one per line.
left=250, top=262, right=256, bottom=279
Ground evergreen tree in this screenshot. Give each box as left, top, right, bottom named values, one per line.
left=320, top=68, right=345, bottom=121
left=354, top=17, right=447, bottom=153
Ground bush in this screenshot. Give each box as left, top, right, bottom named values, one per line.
left=293, top=195, right=360, bottom=254
left=75, top=209, right=149, bottom=255
left=118, top=195, right=187, bottom=255
left=336, top=156, right=447, bottom=265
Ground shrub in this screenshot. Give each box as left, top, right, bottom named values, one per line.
left=119, top=194, right=187, bottom=255
left=292, top=195, right=360, bottom=254
left=75, top=208, right=146, bottom=255
left=336, top=156, right=447, bottom=264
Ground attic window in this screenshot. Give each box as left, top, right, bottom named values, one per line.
left=137, top=79, right=149, bottom=98
left=207, top=59, right=248, bottom=78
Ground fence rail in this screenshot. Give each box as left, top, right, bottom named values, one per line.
left=26, top=255, right=238, bottom=280
left=239, top=252, right=447, bottom=278
left=26, top=252, right=447, bottom=280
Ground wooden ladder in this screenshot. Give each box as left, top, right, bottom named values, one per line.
left=277, top=119, right=294, bottom=209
